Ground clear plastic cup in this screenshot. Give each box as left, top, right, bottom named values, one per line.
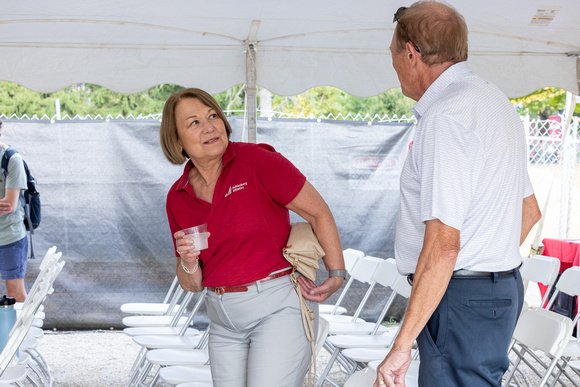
left=180, top=224, right=209, bottom=251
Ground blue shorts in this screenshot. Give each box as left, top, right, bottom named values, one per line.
left=0, top=236, right=28, bottom=280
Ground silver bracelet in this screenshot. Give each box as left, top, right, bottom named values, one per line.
left=328, top=269, right=348, bottom=279
left=181, top=258, right=199, bottom=274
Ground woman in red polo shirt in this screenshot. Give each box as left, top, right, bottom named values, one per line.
left=160, top=88, right=345, bottom=387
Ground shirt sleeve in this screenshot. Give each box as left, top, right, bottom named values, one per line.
left=523, top=170, right=534, bottom=198
left=417, top=114, right=485, bottom=231
left=6, top=154, right=28, bottom=190
left=253, top=144, right=306, bottom=206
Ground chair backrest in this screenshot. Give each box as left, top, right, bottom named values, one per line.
left=348, top=256, right=382, bottom=321
left=370, top=273, right=411, bottom=335
left=21, top=250, right=62, bottom=311
left=371, top=258, right=398, bottom=289
left=392, top=273, right=412, bottom=299
left=350, top=256, right=382, bottom=284
left=553, top=266, right=580, bottom=297
left=324, top=249, right=365, bottom=316
left=546, top=266, right=580, bottom=323
left=512, top=307, right=573, bottom=358
left=520, top=255, right=560, bottom=286
left=163, top=276, right=181, bottom=304
left=170, top=291, right=196, bottom=327
left=0, top=313, right=36, bottom=375
left=178, top=289, right=208, bottom=336
left=343, top=248, right=364, bottom=273
left=520, top=255, right=560, bottom=307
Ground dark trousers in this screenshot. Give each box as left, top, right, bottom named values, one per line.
left=416, top=270, right=524, bottom=387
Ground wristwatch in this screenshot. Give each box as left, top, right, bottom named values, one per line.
left=328, top=269, right=348, bottom=279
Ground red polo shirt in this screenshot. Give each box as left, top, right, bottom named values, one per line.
left=166, top=141, right=306, bottom=287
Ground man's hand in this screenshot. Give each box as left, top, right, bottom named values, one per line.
left=373, top=344, right=413, bottom=387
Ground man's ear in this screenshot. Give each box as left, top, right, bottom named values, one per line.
left=406, top=42, right=420, bottom=68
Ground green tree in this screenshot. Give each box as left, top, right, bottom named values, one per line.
left=0, top=81, right=576, bottom=121
left=510, top=87, right=580, bottom=119
left=270, top=86, right=414, bottom=119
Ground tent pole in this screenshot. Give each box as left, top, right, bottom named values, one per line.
left=557, top=91, right=577, bottom=238
left=246, top=43, right=257, bottom=143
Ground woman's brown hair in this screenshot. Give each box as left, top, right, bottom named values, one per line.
left=160, top=88, right=232, bottom=165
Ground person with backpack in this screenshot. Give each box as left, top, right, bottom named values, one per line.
left=0, top=119, right=29, bottom=302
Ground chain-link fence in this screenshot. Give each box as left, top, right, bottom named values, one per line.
left=526, top=116, right=580, bottom=167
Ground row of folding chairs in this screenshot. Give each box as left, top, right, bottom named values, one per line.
left=120, top=273, right=214, bottom=387
left=314, top=250, right=414, bottom=387
left=504, top=256, right=580, bottom=387
left=0, top=246, right=65, bottom=386
left=120, top=248, right=369, bottom=386
left=337, top=254, right=580, bottom=387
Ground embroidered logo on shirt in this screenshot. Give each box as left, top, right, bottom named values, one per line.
left=225, top=182, right=248, bottom=198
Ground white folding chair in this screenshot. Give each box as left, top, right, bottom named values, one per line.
left=122, top=288, right=191, bottom=328
left=520, top=255, right=561, bottom=309
left=342, top=367, right=375, bottom=387
left=1, top=265, right=59, bottom=386
left=131, top=329, right=210, bottom=387
left=127, top=290, right=208, bottom=387
left=322, top=256, right=384, bottom=328
left=123, top=287, right=199, bottom=338
left=158, top=365, right=213, bottom=386
left=319, top=248, right=365, bottom=316
left=15, top=247, right=60, bottom=314
left=121, top=276, right=184, bottom=316
left=541, top=266, right=580, bottom=385
left=340, top=274, right=413, bottom=365
left=317, top=259, right=410, bottom=386
left=126, top=291, right=199, bottom=376
left=368, top=360, right=419, bottom=387
left=504, top=307, right=574, bottom=387
left=15, top=256, right=66, bottom=387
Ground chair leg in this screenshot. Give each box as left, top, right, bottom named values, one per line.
left=145, top=367, right=161, bottom=387
left=316, top=347, right=341, bottom=387
left=25, top=360, right=48, bottom=386
left=127, top=354, right=148, bottom=387
left=135, top=361, right=154, bottom=386
left=131, top=347, right=146, bottom=372
left=504, top=355, right=523, bottom=386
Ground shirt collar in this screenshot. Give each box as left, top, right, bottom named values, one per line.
left=411, top=61, right=472, bottom=121
left=175, top=140, right=236, bottom=191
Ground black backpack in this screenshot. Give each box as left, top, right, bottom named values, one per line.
left=1, top=146, right=41, bottom=258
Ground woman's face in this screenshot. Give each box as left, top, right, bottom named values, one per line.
left=175, top=97, right=229, bottom=164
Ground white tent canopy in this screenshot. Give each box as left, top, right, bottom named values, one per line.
left=1, top=0, right=579, bottom=99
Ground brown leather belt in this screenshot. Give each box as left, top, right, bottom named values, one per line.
left=208, top=268, right=293, bottom=295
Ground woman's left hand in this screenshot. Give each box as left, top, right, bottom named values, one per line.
left=297, top=275, right=344, bottom=303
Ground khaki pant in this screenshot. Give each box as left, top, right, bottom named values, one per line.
left=206, top=270, right=318, bottom=387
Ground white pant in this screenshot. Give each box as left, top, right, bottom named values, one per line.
left=205, top=272, right=318, bottom=387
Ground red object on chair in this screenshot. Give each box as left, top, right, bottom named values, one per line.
left=537, top=238, right=580, bottom=310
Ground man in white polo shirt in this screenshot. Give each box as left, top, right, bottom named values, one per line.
left=373, top=2, right=542, bottom=387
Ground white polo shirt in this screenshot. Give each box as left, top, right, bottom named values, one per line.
left=395, top=62, right=533, bottom=275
